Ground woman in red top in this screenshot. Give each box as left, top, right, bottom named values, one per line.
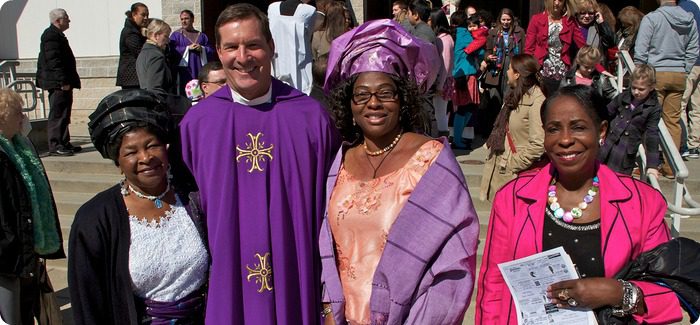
left=525, top=0, right=588, bottom=95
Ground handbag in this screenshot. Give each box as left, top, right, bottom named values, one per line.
left=37, top=261, right=62, bottom=325
left=481, top=70, right=500, bottom=88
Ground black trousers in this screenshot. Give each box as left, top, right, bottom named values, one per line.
left=47, top=89, right=72, bottom=151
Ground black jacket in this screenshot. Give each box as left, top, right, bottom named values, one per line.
left=136, top=42, right=175, bottom=96
left=0, top=136, right=65, bottom=277
left=68, top=185, right=206, bottom=325
left=587, top=20, right=616, bottom=68
left=560, top=65, right=617, bottom=101
left=116, top=19, right=146, bottom=87
left=36, top=24, right=81, bottom=90
left=597, top=237, right=700, bottom=324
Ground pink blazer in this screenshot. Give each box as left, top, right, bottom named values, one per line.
left=475, top=163, right=682, bottom=324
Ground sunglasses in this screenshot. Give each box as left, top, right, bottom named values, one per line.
left=578, top=11, right=596, bottom=16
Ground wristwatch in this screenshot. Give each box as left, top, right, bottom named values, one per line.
left=612, top=280, right=641, bottom=317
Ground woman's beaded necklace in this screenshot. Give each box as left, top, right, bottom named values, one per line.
left=120, top=179, right=172, bottom=209
left=363, top=131, right=403, bottom=156
left=547, top=176, right=599, bottom=223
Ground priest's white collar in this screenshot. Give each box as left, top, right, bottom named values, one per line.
left=230, top=85, right=272, bottom=106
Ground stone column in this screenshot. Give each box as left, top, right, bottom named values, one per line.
left=350, top=0, right=365, bottom=24
left=161, top=0, right=203, bottom=31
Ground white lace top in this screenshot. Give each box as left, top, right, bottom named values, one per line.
left=128, top=196, right=208, bottom=302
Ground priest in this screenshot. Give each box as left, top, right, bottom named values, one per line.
left=179, top=4, right=340, bottom=324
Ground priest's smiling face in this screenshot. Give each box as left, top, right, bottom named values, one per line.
left=216, top=17, right=274, bottom=100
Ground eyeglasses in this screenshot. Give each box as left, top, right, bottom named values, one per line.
left=352, top=89, right=398, bottom=105
left=578, top=11, right=596, bottom=16
left=202, top=79, right=226, bottom=86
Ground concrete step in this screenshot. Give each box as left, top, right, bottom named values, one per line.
left=43, top=159, right=119, bottom=175
left=53, top=191, right=95, bottom=217
left=59, top=214, right=74, bottom=239
left=47, top=172, right=121, bottom=194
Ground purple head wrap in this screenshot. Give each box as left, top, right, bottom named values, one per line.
left=323, top=19, right=439, bottom=94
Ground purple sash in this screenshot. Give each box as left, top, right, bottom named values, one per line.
left=141, top=289, right=205, bottom=325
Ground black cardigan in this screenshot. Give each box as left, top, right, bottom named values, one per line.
left=68, top=184, right=206, bottom=325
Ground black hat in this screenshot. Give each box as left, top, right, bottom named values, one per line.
left=88, top=89, right=171, bottom=160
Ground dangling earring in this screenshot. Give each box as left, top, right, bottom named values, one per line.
left=166, top=164, right=173, bottom=180
left=352, top=118, right=356, bottom=126
left=120, top=179, right=129, bottom=196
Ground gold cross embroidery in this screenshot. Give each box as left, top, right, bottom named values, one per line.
left=236, top=132, right=274, bottom=173
left=246, top=252, right=273, bottom=293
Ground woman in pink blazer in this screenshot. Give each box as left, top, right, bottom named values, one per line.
left=525, top=0, right=589, bottom=95
left=475, top=85, right=682, bottom=324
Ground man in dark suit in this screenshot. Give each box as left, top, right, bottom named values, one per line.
left=36, top=8, right=81, bottom=156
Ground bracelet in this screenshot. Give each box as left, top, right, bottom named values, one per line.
left=612, top=280, right=640, bottom=317
left=321, top=306, right=332, bottom=318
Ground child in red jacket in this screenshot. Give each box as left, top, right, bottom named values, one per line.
left=465, top=16, right=488, bottom=56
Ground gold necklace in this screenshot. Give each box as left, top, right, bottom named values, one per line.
left=364, top=137, right=401, bottom=178
left=363, top=132, right=403, bottom=156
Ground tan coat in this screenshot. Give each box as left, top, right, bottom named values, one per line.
left=480, top=86, right=546, bottom=201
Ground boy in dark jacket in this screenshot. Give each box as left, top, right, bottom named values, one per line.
left=599, top=64, right=661, bottom=177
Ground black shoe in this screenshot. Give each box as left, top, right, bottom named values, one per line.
left=688, top=148, right=700, bottom=159
left=64, top=143, right=82, bottom=153
left=461, top=138, right=473, bottom=150
left=50, top=148, right=74, bottom=156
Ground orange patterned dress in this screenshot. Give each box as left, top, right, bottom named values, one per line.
left=327, top=140, right=443, bottom=324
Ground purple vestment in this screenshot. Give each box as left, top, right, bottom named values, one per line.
left=180, top=80, right=340, bottom=324
left=170, top=29, right=214, bottom=85
left=320, top=139, right=480, bottom=324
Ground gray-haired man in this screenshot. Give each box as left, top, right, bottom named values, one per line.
left=36, top=8, right=82, bottom=156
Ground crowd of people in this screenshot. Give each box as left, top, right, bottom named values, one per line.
left=2, top=0, right=700, bottom=324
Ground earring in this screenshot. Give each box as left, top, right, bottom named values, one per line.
left=120, top=179, right=129, bottom=196
left=599, top=139, right=604, bottom=146
left=352, top=118, right=356, bottom=126
left=167, top=164, right=173, bottom=180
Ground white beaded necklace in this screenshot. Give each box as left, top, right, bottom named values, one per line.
left=121, top=179, right=172, bottom=209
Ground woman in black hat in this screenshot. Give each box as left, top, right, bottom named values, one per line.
left=68, top=89, right=207, bottom=325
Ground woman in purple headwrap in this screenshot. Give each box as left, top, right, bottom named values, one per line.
left=319, top=19, right=480, bottom=325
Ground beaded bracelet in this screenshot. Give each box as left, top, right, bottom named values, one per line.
left=612, top=280, right=640, bottom=317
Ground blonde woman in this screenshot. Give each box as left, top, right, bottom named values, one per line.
left=0, top=89, right=64, bottom=324
left=136, top=18, right=174, bottom=96
left=573, top=0, right=615, bottom=68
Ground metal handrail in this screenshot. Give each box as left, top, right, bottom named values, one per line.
left=7, top=80, right=38, bottom=112
left=1, top=60, right=45, bottom=118
left=618, top=49, right=700, bottom=236
left=0, top=60, right=19, bottom=83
